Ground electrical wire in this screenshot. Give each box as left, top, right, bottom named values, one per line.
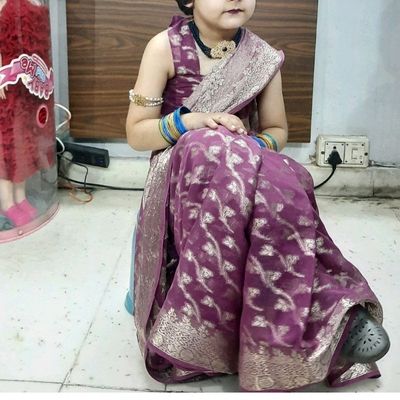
left=314, top=149, right=343, bottom=190
left=57, top=140, right=352, bottom=194
left=56, top=137, right=65, bottom=155
left=57, top=154, right=143, bottom=193
left=55, top=103, right=72, bottom=133
left=57, top=154, right=95, bottom=203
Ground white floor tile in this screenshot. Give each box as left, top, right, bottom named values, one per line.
left=298, top=379, right=382, bottom=393
left=313, top=197, right=400, bottom=392
left=0, top=381, right=61, bottom=392
left=1, top=191, right=399, bottom=392
left=65, top=231, right=165, bottom=391
left=164, top=375, right=240, bottom=392
left=0, top=190, right=142, bottom=382
left=61, top=384, right=145, bottom=392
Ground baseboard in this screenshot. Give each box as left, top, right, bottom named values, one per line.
left=62, top=157, right=400, bottom=198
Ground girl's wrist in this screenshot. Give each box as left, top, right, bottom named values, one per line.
left=251, top=131, right=279, bottom=152
left=181, top=112, right=193, bottom=130
left=158, top=107, right=192, bottom=146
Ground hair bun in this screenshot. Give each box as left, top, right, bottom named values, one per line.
left=175, top=0, right=193, bottom=16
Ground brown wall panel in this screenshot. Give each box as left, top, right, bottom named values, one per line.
left=67, top=0, right=318, bottom=141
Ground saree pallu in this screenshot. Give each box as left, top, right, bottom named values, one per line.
left=130, top=29, right=383, bottom=391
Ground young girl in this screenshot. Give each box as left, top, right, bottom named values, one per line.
left=0, top=0, right=55, bottom=228
left=125, top=0, right=390, bottom=392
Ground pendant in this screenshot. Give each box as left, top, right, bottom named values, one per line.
left=210, top=40, right=237, bottom=59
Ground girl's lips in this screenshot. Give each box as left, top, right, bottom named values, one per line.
left=225, top=10, right=243, bottom=15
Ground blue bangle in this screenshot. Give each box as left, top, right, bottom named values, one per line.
left=262, top=132, right=279, bottom=152
left=174, top=106, right=191, bottom=135
left=252, top=136, right=266, bottom=148
left=161, top=116, right=177, bottom=145
left=173, top=109, right=185, bottom=136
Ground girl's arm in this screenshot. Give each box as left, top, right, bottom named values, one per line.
left=126, top=30, right=174, bottom=151
left=256, top=71, right=288, bottom=151
left=126, top=32, right=249, bottom=151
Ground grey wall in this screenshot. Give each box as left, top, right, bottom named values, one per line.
left=51, top=0, right=400, bottom=164
left=305, top=0, right=400, bottom=164
left=49, top=0, right=68, bottom=108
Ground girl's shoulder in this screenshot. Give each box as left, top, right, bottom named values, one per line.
left=146, top=29, right=170, bottom=55
left=144, top=29, right=174, bottom=79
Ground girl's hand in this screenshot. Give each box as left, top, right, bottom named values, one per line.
left=0, top=85, right=7, bottom=100
left=182, top=112, right=248, bottom=135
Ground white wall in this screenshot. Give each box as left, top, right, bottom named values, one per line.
left=302, top=0, right=400, bottom=164
left=52, top=0, right=400, bottom=164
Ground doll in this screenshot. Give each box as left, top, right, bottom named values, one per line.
left=0, top=0, right=55, bottom=228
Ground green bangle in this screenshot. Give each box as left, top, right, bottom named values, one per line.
left=261, top=132, right=279, bottom=152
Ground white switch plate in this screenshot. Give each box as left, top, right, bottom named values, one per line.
left=316, top=135, right=370, bottom=168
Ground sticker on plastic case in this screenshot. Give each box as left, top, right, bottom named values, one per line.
left=0, top=53, right=54, bottom=100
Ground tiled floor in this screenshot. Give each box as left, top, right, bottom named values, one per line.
left=1, top=190, right=399, bottom=392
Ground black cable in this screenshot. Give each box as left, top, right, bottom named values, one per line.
left=314, top=149, right=343, bottom=190
left=59, top=146, right=343, bottom=192
left=58, top=154, right=143, bottom=192
left=58, top=174, right=143, bottom=191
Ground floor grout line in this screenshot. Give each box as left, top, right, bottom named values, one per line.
left=59, top=235, right=132, bottom=392
left=0, top=379, right=164, bottom=392
left=0, top=379, right=62, bottom=385
left=62, top=383, right=165, bottom=392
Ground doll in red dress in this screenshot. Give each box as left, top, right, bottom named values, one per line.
left=0, top=0, right=55, bottom=228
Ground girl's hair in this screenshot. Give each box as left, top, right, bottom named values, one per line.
left=175, top=0, right=193, bottom=16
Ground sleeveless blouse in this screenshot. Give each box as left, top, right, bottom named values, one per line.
left=161, top=16, right=203, bottom=116
left=161, top=16, right=254, bottom=121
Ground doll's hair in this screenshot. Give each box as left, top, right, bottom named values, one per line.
left=175, top=0, right=193, bottom=16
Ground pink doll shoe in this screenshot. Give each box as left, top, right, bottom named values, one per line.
left=3, top=204, right=33, bottom=227
left=16, top=199, right=38, bottom=220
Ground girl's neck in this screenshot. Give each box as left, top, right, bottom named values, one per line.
left=193, top=16, right=239, bottom=48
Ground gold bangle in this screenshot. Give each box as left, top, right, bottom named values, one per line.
left=158, top=119, right=174, bottom=146
left=261, top=132, right=279, bottom=151
left=166, top=113, right=181, bottom=140
left=256, top=135, right=274, bottom=150
left=129, top=90, right=164, bottom=107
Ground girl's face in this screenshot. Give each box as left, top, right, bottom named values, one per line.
left=189, top=0, right=256, bottom=31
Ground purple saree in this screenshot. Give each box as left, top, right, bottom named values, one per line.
left=129, top=16, right=383, bottom=392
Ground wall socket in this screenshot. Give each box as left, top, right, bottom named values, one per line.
left=316, top=135, right=370, bottom=168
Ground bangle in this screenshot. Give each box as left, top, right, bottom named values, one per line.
left=174, top=106, right=191, bottom=135
left=166, top=113, right=181, bottom=141
left=129, top=90, right=163, bottom=107
left=256, top=134, right=274, bottom=150
left=258, top=132, right=279, bottom=152
left=159, top=118, right=175, bottom=146
left=252, top=136, right=266, bottom=148
left=158, top=106, right=192, bottom=146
